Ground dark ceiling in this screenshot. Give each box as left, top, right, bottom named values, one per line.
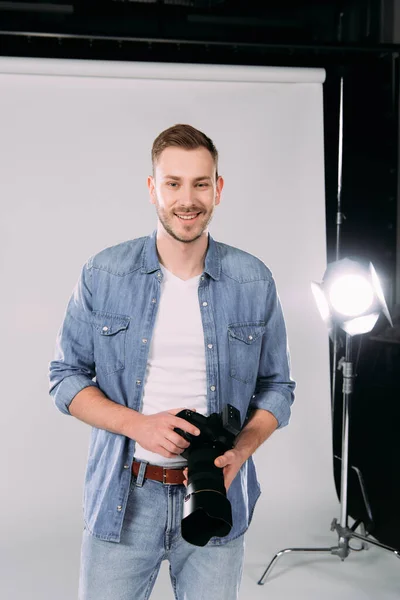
left=0, top=0, right=395, bottom=51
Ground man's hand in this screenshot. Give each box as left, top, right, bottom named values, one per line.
left=182, top=448, right=245, bottom=493
left=133, top=407, right=199, bottom=459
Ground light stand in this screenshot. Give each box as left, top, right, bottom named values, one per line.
left=258, top=326, right=399, bottom=585
left=258, top=76, right=400, bottom=586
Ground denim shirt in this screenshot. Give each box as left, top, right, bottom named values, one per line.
left=48, top=229, right=295, bottom=545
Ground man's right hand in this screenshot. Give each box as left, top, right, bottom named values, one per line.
left=131, top=408, right=200, bottom=458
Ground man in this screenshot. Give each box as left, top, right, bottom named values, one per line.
left=48, top=123, right=295, bottom=600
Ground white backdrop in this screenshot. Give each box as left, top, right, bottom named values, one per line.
left=0, top=57, right=336, bottom=599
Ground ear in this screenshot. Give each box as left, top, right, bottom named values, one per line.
left=215, top=176, right=224, bottom=206
left=147, top=175, right=156, bottom=205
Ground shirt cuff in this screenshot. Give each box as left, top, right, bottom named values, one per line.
left=250, top=390, right=292, bottom=429
left=50, top=374, right=99, bottom=416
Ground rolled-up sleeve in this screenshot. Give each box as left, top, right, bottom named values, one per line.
left=48, top=257, right=99, bottom=415
left=250, top=275, right=296, bottom=429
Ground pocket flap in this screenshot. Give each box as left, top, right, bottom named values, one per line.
left=228, top=322, right=265, bottom=344
left=92, top=311, right=130, bottom=336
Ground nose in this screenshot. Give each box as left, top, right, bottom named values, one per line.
left=176, top=190, right=200, bottom=210
left=180, top=183, right=199, bottom=200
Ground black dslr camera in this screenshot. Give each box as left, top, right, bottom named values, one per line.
left=173, top=404, right=242, bottom=547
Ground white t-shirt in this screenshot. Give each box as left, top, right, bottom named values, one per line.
left=133, top=263, right=208, bottom=467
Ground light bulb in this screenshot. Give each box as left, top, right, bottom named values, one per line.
left=329, top=274, right=374, bottom=317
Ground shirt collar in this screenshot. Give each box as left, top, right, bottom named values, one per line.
left=141, top=228, right=221, bottom=281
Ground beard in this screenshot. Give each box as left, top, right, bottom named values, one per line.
left=155, top=199, right=215, bottom=244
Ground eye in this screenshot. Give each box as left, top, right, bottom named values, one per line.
left=166, top=182, right=208, bottom=188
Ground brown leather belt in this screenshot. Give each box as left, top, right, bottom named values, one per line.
left=132, top=459, right=185, bottom=485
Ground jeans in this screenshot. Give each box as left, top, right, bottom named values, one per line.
left=78, top=461, right=245, bottom=600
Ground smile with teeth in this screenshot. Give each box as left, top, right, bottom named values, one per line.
left=175, top=213, right=201, bottom=221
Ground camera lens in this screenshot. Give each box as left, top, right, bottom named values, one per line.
left=181, top=446, right=233, bottom=546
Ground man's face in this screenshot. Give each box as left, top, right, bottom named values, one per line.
left=148, top=146, right=223, bottom=244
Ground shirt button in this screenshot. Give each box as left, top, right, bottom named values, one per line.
left=136, top=380, right=141, bottom=385
left=201, top=276, right=204, bottom=280
left=157, top=272, right=161, bottom=278
left=117, top=505, right=122, bottom=511
left=207, top=344, right=213, bottom=349
left=102, top=326, right=108, bottom=332
left=142, top=338, right=148, bottom=343
left=202, top=301, right=208, bottom=307
left=152, top=298, right=156, bottom=303
left=210, top=386, right=216, bottom=392
left=248, top=335, right=253, bottom=340
left=124, top=464, right=129, bottom=469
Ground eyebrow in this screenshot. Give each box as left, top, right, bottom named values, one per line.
left=163, top=175, right=212, bottom=182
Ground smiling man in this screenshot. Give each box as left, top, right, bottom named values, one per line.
left=49, top=123, right=295, bottom=600
left=148, top=143, right=223, bottom=280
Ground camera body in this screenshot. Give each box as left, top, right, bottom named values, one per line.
left=173, top=404, right=242, bottom=546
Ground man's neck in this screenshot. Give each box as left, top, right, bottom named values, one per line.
left=156, top=229, right=208, bottom=280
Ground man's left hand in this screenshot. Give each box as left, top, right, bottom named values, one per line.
left=182, top=448, right=245, bottom=492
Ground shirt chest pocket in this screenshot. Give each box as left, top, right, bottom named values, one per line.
left=92, top=311, right=130, bottom=376
left=228, top=322, right=265, bottom=384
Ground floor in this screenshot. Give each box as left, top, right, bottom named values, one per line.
left=1, top=505, right=399, bottom=599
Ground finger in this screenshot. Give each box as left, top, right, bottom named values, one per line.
left=167, top=432, right=190, bottom=450
left=160, top=439, right=184, bottom=456
left=166, top=407, right=196, bottom=415
left=166, top=408, right=200, bottom=437
left=215, top=455, right=226, bottom=467
left=173, top=417, right=201, bottom=437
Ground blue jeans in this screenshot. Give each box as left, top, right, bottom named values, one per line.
left=78, top=461, right=245, bottom=600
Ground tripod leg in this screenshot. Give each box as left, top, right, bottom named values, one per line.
left=349, top=520, right=369, bottom=551
left=258, top=546, right=336, bottom=585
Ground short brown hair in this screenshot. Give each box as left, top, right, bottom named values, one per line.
left=151, top=124, right=219, bottom=180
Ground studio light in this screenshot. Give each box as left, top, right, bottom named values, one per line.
left=258, top=256, right=398, bottom=586
left=311, top=258, right=392, bottom=336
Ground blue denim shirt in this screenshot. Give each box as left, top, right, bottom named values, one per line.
left=48, top=229, right=295, bottom=544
